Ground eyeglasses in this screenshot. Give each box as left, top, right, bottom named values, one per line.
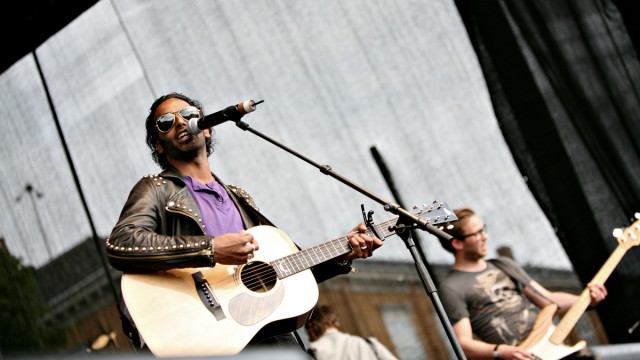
left=155, top=106, right=202, bottom=133
left=460, top=224, right=488, bottom=239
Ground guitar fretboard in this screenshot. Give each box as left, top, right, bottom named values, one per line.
left=270, top=217, right=400, bottom=279
left=549, top=245, right=629, bottom=344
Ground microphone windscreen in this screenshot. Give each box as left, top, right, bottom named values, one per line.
left=186, top=118, right=202, bottom=135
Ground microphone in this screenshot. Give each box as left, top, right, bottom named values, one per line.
left=186, top=100, right=263, bottom=135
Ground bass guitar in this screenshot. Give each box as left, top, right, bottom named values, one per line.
left=518, top=215, right=640, bottom=359
left=121, top=202, right=456, bottom=357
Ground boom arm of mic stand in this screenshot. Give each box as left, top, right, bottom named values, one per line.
left=233, top=119, right=465, bottom=360
left=234, top=120, right=452, bottom=242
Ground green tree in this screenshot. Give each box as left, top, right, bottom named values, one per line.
left=0, top=249, right=67, bottom=355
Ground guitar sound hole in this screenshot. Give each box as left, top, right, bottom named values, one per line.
left=241, top=261, right=277, bottom=293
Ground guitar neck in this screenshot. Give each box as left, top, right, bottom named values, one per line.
left=549, top=244, right=629, bottom=344
left=271, top=218, right=399, bottom=280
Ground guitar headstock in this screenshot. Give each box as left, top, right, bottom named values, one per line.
left=612, top=213, right=640, bottom=249
left=410, top=201, right=458, bottom=226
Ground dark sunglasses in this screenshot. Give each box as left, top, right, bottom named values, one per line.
left=155, top=106, right=202, bottom=133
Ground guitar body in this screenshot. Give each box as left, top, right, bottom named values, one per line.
left=518, top=304, right=586, bottom=360
left=517, top=215, right=640, bottom=360
left=121, top=226, right=319, bottom=357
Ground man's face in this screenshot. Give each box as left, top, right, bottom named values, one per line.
left=154, top=98, right=210, bottom=164
left=456, top=214, right=488, bottom=259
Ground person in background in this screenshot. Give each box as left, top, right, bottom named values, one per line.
left=438, top=207, right=607, bottom=360
left=106, top=92, right=384, bottom=354
left=305, top=304, right=398, bottom=360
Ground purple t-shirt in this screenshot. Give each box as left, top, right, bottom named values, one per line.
left=183, top=176, right=245, bottom=236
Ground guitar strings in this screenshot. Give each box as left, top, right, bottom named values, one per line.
left=209, top=238, right=354, bottom=291
left=205, top=210, right=442, bottom=293
left=239, top=243, right=349, bottom=290
left=222, top=218, right=399, bottom=291
left=204, top=251, right=328, bottom=292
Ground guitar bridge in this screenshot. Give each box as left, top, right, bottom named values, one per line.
left=192, top=271, right=226, bottom=321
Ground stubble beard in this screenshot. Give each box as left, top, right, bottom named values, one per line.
left=161, top=133, right=206, bottom=164
left=463, top=247, right=486, bottom=262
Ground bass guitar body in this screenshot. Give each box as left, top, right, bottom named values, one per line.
left=517, top=304, right=586, bottom=360
left=518, top=215, right=640, bottom=359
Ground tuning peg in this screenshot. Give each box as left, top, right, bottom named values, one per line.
left=635, top=212, right=640, bottom=220
left=446, top=224, right=454, bottom=230
left=612, top=228, right=623, bottom=238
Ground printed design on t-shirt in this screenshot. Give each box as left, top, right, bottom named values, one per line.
left=516, top=307, right=534, bottom=341
left=474, top=269, right=522, bottom=308
left=474, top=269, right=527, bottom=342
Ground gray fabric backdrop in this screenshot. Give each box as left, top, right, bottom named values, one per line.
left=0, top=0, right=570, bottom=270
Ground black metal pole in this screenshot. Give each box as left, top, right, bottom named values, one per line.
left=33, top=53, right=121, bottom=309
left=369, top=146, right=440, bottom=286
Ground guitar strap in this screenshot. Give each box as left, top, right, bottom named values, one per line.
left=487, top=258, right=554, bottom=304
left=487, top=258, right=530, bottom=285
left=363, top=337, right=381, bottom=360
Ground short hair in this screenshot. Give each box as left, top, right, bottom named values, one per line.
left=144, top=92, right=215, bottom=170
left=305, top=304, right=340, bottom=338
left=439, top=207, right=477, bottom=254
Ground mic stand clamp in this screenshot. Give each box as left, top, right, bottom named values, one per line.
left=388, top=223, right=415, bottom=235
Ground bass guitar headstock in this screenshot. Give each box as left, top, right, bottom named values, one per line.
left=612, top=212, right=640, bottom=249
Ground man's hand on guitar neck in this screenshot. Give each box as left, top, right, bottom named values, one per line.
left=527, top=280, right=608, bottom=315
left=587, top=283, right=608, bottom=309
left=339, top=223, right=384, bottom=262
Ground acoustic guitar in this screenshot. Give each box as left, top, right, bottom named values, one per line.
left=518, top=215, right=640, bottom=359
left=121, top=202, right=456, bottom=357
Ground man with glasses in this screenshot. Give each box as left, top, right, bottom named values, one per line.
left=438, top=208, right=607, bottom=360
left=106, top=92, right=383, bottom=355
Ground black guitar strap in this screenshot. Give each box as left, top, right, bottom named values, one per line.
left=363, top=337, right=381, bottom=360
left=487, top=258, right=530, bottom=285
left=487, top=258, right=554, bottom=303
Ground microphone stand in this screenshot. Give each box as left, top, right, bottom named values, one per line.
left=232, top=118, right=467, bottom=360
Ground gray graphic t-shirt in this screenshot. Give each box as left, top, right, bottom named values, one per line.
left=439, top=257, right=540, bottom=345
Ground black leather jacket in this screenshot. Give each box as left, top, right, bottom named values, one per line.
left=106, top=166, right=351, bottom=279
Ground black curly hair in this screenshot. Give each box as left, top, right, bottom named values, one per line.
left=145, top=92, right=215, bottom=170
